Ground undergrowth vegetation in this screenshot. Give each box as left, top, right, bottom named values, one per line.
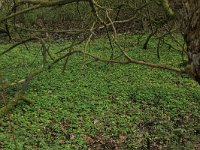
left=0, top=35, right=200, bottom=149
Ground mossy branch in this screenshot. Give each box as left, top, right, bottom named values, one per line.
left=0, top=0, right=90, bottom=23
left=0, top=92, right=32, bottom=117
left=0, top=44, right=187, bottom=116
left=160, top=0, right=175, bottom=18
left=52, top=49, right=186, bottom=73
left=0, top=38, right=38, bottom=57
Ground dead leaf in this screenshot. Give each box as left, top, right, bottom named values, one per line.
left=119, top=133, right=127, bottom=143
left=70, top=134, right=76, bottom=140
left=81, top=134, right=95, bottom=144
left=59, top=140, right=65, bottom=144
left=93, top=119, right=99, bottom=125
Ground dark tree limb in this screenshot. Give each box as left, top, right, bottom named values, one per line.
left=0, top=38, right=39, bottom=57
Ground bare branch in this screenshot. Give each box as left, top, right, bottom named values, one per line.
left=0, top=38, right=39, bottom=57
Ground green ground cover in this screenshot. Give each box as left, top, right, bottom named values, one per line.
left=0, top=35, right=200, bottom=149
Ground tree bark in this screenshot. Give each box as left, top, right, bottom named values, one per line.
left=182, top=1, right=200, bottom=83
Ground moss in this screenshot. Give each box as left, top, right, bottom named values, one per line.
left=160, top=0, right=175, bottom=18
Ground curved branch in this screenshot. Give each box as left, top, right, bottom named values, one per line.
left=0, top=0, right=90, bottom=23
left=0, top=4, right=41, bottom=23
left=53, top=50, right=186, bottom=73
left=0, top=38, right=39, bottom=57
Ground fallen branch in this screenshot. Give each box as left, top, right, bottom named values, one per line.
left=53, top=49, right=186, bottom=73
left=0, top=91, right=32, bottom=116
left=0, top=45, right=187, bottom=116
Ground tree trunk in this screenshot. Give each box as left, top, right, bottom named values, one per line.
left=182, top=1, right=200, bottom=83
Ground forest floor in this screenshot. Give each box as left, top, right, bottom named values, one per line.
left=0, top=35, right=200, bottom=149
